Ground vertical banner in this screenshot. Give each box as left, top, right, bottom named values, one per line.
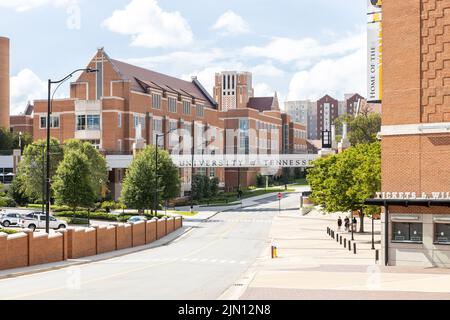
left=367, top=0, right=382, bottom=103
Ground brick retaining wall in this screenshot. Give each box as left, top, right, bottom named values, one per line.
left=0, top=216, right=183, bottom=271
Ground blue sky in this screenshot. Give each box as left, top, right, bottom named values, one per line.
left=1, top=0, right=367, bottom=114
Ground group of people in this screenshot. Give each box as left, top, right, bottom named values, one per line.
left=337, top=216, right=357, bottom=232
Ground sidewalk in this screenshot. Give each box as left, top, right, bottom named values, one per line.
left=222, top=206, right=450, bottom=300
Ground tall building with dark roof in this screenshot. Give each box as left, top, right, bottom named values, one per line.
left=29, top=50, right=308, bottom=199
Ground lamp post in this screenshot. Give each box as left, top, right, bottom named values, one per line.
left=154, top=128, right=177, bottom=216
left=372, top=213, right=376, bottom=250
left=45, top=68, right=98, bottom=234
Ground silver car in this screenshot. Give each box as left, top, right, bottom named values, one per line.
left=0, top=213, right=25, bottom=228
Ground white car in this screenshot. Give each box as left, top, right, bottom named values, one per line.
left=23, top=215, right=68, bottom=231
left=0, top=213, right=25, bottom=228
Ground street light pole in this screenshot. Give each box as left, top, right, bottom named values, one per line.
left=45, top=68, right=98, bottom=234
left=190, top=121, right=195, bottom=213
left=372, top=213, right=375, bottom=250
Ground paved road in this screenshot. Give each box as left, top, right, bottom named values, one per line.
left=0, top=192, right=303, bottom=300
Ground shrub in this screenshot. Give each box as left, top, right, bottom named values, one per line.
left=0, top=197, right=17, bottom=208
left=53, top=211, right=119, bottom=221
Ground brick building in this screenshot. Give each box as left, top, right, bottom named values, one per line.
left=367, top=0, right=450, bottom=267
left=29, top=49, right=307, bottom=199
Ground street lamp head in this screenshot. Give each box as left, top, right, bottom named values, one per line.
left=86, top=68, right=99, bottom=73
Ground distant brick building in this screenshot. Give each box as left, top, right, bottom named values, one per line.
left=28, top=49, right=307, bottom=199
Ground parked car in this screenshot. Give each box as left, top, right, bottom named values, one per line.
left=22, top=212, right=46, bottom=220
left=23, top=215, right=68, bottom=231
left=0, top=213, right=25, bottom=228
left=127, top=216, right=148, bottom=224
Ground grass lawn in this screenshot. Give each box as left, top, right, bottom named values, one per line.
left=166, top=211, right=198, bottom=217
left=199, top=187, right=295, bottom=207
left=289, top=178, right=309, bottom=186
left=0, top=228, right=18, bottom=235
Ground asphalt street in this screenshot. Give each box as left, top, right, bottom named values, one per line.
left=0, top=191, right=303, bottom=300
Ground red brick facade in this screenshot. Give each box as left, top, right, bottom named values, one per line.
left=28, top=48, right=307, bottom=198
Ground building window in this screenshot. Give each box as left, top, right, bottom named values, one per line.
left=134, top=115, right=139, bottom=128
left=118, top=113, right=122, bottom=128
left=153, top=118, right=163, bottom=132
left=87, top=115, right=100, bottom=130
left=196, top=104, right=204, bottom=117
left=183, top=101, right=191, bottom=115
left=435, top=224, right=450, bottom=244
left=41, top=115, right=60, bottom=129
left=239, top=119, right=250, bottom=155
left=392, top=222, right=423, bottom=243
left=77, top=115, right=85, bottom=130
left=152, top=94, right=161, bottom=109
left=140, top=116, right=145, bottom=129
left=168, top=97, right=177, bottom=113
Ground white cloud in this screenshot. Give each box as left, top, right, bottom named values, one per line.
left=10, top=69, right=47, bottom=115
left=213, top=10, right=250, bottom=36
left=242, top=31, right=365, bottom=64
left=254, top=83, right=275, bottom=98
left=0, top=0, right=76, bottom=11
left=103, top=0, right=193, bottom=49
left=251, top=63, right=284, bottom=77
left=287, top=48, right=366, bottom=101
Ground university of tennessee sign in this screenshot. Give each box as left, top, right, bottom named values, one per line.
left=170, top=154, right=318, bottom=168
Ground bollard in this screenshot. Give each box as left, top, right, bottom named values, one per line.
left=375, top=249, right=379, bottom=263
left=271, top=246, right=278, bottom=259
left=327, top=227, right=330, bottom=235
left=353, top=243, right=357, bottom=254
left=336, top=234, right=339, bottom=242
left=348, top=241, right=352, bottom=251
left=344, top=238, right=347, bottom=248
left=340, top=236, right=342, bottom=245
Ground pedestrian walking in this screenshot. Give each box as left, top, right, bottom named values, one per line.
left=344, top=217, right=350, bottom=232
left=353, top=217, right=357, bottom=232
left=337, top=217, right=343, bottom=231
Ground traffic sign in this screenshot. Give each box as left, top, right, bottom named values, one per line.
left=278, top=192, right=283, bottom=200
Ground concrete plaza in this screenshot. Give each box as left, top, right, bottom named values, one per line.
left=223, top=196, right=450, bottom=300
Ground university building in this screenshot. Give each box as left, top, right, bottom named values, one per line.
left=285, top=93, right=366, bottom=141
left=13, top=48, right=307, bottom=199
left=366, top=0, right=450, bottom=267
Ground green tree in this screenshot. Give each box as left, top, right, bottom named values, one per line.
left=0, top=129, right=33, bottom=153
left=64, top=139, right=108, bottom=199
left=121, top=145, right=180, bottom=213
left=17, top=138, right=64, bottom=202
left=7, top=174, right=30, bottom=206
left=53, top=151, right=96, bottom=214
left=307, top=142, right=381, bottom=232
left=192, top=174, right=206, bottom=201
left=210, top=177, right=220, bottom=198
left=0, top=128, right=13, bottom=153
left=335, top=113, right=381, bottom=146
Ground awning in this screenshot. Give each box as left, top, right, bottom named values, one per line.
left=364, top=198, right=450, bottom=207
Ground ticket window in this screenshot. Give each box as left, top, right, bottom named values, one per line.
left=392, top=222, right=423, bottom=243
left=434, top=224, right=450, bottom=245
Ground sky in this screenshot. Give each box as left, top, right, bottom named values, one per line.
left=1, top=0, right=367, bottom=115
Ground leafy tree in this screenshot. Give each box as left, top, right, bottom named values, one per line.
left=16, top=138, right=64, bottom=202
left=0, top=129, right=33, bottom=153
left=0, top=128, right=13, bottom=153
left=192, top=174, right=206, bottom=201
left=335, top=113, right=381, bottom=146
left=307, top=142, right=381, bottom=232
left=210, top=177, right=220, bottom=198
left=7, top=174, right=30, bottom=206
left=53, top=151, right=96, bottom=214
left=121, top=145, right=180, bottom=213
left=64, top=139, right=108, bottom=199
